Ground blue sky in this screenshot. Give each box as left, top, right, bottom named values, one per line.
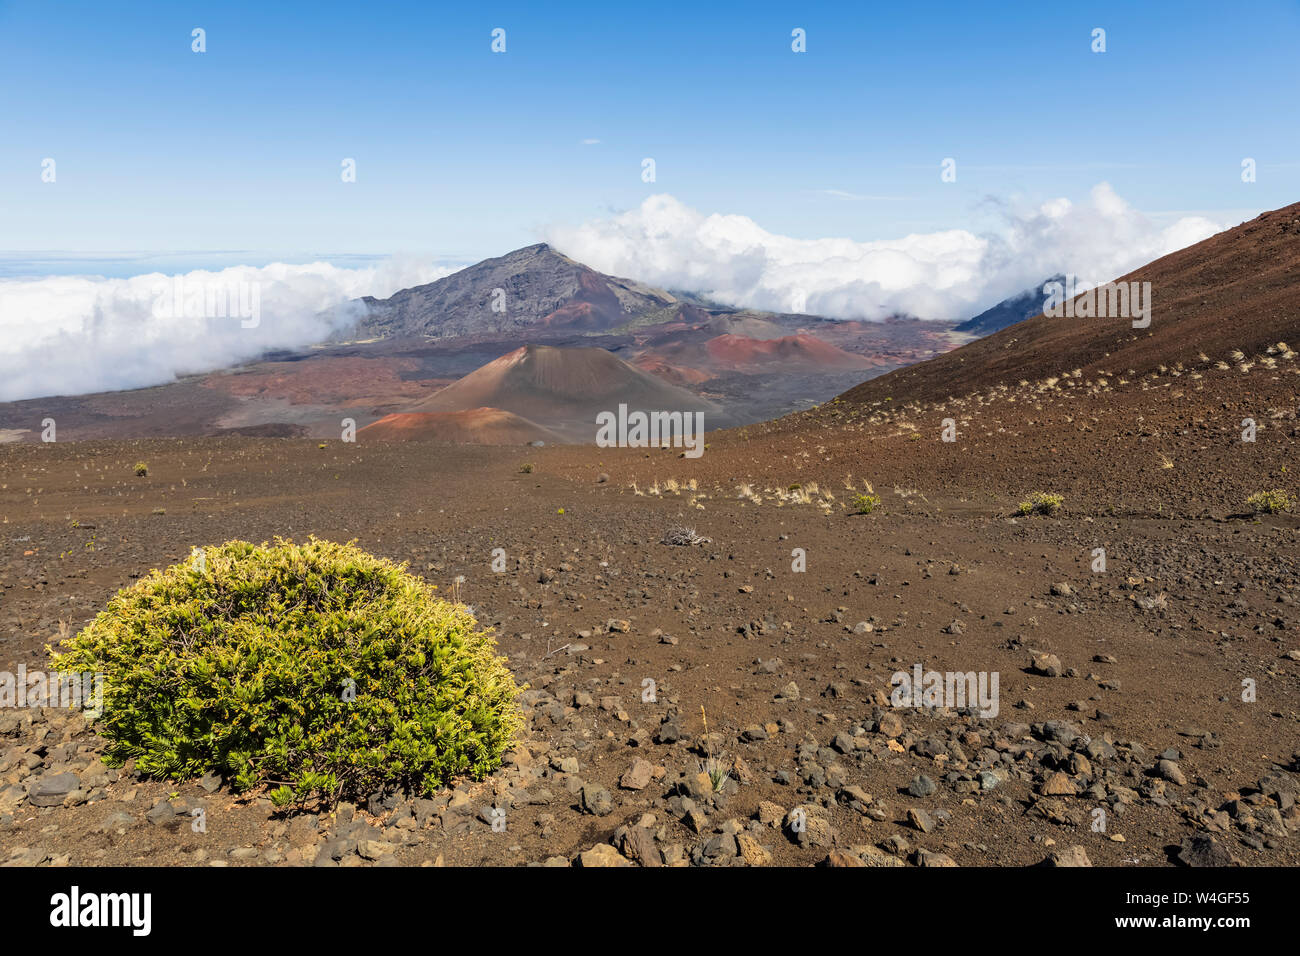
left=0, top=0, right=1297, bottom=269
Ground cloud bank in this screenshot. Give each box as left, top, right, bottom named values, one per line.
left=0, top=258, right=457, bottom=402
left=545, top=184, right=1224, bottom=322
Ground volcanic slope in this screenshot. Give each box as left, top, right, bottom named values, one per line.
left=840, top=204, right=1300, bottom=407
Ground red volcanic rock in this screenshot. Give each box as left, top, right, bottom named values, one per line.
left=632, top=356, right=712, bottom=386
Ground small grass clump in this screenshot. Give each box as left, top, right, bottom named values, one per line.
left=1246, top=489, right=1293, bottom=514
left=700, top=754, right=730, bottom=793
left=662, top=525, right=711, bottom=546
left=519, top=463, right=534, bottom=474
left=133, top=462, right=148, bottom=477
left=49, top=537, right=522, bottom=805
left=851, top=493, right=882, bottom=515
left=1018, top=492, right=1065, bottom=516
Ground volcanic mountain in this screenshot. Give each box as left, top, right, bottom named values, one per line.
left=402, top=344, right=723, bottom=440
left=353, top=243, right=682, bottom=340
left=357, top=407, right=562, bottom=445
left=838, top=204, right=1300, bottom=407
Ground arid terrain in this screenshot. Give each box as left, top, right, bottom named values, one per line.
left=0, top=207, right=1298, bottom=868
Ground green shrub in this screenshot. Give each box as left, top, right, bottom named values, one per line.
left=1017, top=492, right=1064, bottom=516
left=520, top=463, right=534, bottom=474
left=133, top=462, right=148, bottom=477
left=1247, top=489, right=1293, bottom=514
left=851, top=493, right=882, bottom=515
left=49, top=537, right=521, bottom=804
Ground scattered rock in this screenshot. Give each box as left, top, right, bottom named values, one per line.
left=907, top=774, right=937, bottom=797
left=1156, top=759, right=1187, bottom=786
left=619, top=758, right=657, bottom=791
left=1030, top=653, right=1064, bottom=677
left=27, top=772, right=79, bottom=808
left=145, top=800, right=177, bottom=826
left=576, top=843, right=633, bottom=867
left=1042, top=845, right=1092, bottom=867
left=822, top=849, right=865, bottom=867
left=1177, top=834, right=1238, bottom=867
left=906, top=808, right=935, bottom=832
left=580, top=785, right=614, bottom=816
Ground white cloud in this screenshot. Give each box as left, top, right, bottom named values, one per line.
left=0, top=258, right=457, bottom=402
left=545, top=184, right=1225, bottom=321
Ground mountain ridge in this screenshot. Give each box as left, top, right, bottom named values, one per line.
left=354, top=243, right=683, bottom=340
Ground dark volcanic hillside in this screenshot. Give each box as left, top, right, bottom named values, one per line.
left=354, top=243, right=681, bottom=339
left=839, top=204, right=1300, bottom=407
left=953, top=274, right=1065, bottom=337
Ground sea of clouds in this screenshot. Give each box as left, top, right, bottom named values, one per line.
left=0, top=258, right=457, bottom=403
left=546, top=183, right=1224, bottom=322
left=0, top=184, right=1225, bottom=403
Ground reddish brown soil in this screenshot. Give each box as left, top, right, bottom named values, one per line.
left=1, top=350, right=1296, bottom=866
left=0, top=206, right=1297, bottom=869
left=631, top=357, right=712, bottom=387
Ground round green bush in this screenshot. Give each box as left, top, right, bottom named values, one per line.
left=50, top=537, right=522, bottom=804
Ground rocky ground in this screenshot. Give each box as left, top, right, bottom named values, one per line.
left=0, top=354, right=1297, bottom=867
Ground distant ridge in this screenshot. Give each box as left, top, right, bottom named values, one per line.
left=839, top=203, right=1300, bottom=406
left=703, top=333, right=873, bottom=370
left=954, top=275, right=1064, bottom=337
